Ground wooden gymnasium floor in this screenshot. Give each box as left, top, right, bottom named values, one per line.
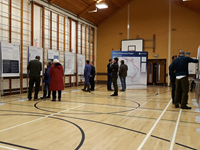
left=0, top=85, right=200, bottom=150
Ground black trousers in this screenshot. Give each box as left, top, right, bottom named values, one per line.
left=90, top=77, right=95, bottom=90
left=112, top=77, right=118, bottom=95
left=28, top=76, right=40, bottom=99
left=171, top=82, right=176, bottom=104
left=52, top=91, right=61, bottom=100
left=107, top=73, right=112, bottom=90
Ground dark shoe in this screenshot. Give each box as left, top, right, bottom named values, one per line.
left=82, top=89, right=86, bottom=91
left=47, top=91, right=51, bottom=98
left=28, top=99, right=32, bottom=101
left=108, top=89, right=114, bottom=91
left=120, top=90, right=125, bottom=92
left=175, top=105, right=179, bottom=108
left=58, top=98, right=61, bottom=101
left=110, top=94, right=118, bottom=96
left=90, top=89, right=95, bottom=91
left=181, top=106, right=192, bottom=109
left=52, top=99, right=56, bottom=102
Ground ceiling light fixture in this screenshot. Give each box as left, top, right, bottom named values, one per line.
left=96, top=0, right=108, bottom=9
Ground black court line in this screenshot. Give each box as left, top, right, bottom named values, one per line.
left=151, top=135, right=170, bottom=142
left=0, top=141, right=38, bottom=150
left=175, top=143, right=197, bottom=150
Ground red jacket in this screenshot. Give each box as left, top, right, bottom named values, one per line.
left=49, top=63, right=64, bottom=91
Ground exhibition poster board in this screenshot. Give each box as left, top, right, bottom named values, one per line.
left=0, top=42, right=20, bottom=77
left=64, top=52, right=75, bottom=75
left=111, top=51, right=148, bottom=89
left=121, top=39, right=143, bottom=52
left=77, top=54, right=85, bottom=75
left=28, top=46, right=43, bottom=75
left=47, top=49, right=60, bottom=62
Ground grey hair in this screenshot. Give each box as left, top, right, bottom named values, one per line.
left=179, top=49, right=185, bottom=55
left=47, top=60, right=52, bottom=66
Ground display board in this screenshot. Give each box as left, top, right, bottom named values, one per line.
left=189, top=57, right=197, bottom=74
left=64, top=52, right=75, bottom=75
left=121, top=39, right=143, bottom=51
left=0, top=42, right=20, bottom=77
left=198, top=46, right=200, bottom=79
left=28, top=46, right=43, bottom=75
left=111, top=51, right=148, bottom=89
left=77, top=54, right=85, bottom=75
left=47, top=49, right=60, bottom=62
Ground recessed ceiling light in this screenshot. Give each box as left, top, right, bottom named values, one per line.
left=183, top=0, right=191, bottom=1
left=96, top=2, right=108, bottom=9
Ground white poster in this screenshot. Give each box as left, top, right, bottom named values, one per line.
left=28, top=46, right=43, bottom=75
left=77, top=54, right=85, bottom=75
left=47, top=49, right=60, bottom=61
left=121, top=39, right=143, bottom=52
left=64, top=52, right=75, bottom=75
left=0, top=42, right=20, bottom=77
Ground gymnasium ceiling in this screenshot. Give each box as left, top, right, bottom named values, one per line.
left=47, top=0, right=133, bottom=25
left=47, top=0, right=200, bottom=26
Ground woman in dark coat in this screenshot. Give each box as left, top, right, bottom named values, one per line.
left=49, top=59, right=64, bottom=101
left=40, top=60, right=52, bottom=99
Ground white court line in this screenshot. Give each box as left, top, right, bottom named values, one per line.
left=124, top=95, right=157, bottom=118
left=137, top=99, right=172, bottom=150
left=169, top=109, right=182, bottom=150
left=0, top=104, right=85, bottom=133
left=0, top=145, right=18, bottom=150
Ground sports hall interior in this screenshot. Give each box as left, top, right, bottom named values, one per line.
left=0, top=0, right=200, bottom=149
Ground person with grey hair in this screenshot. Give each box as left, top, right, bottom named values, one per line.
left=40, top=60, right=52, bottom=99
left=89, top=61, right=96, bottom=91
left=171, top=50, right=198, bottom=109
left=49, top=59, right=64, bottom=101
left=27, top=55, right=42, bottom=101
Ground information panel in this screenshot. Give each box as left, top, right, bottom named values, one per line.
left=0, top=42, right=20, bottom=77
left=64, top=52, right=75, bottom=75
left=28, top=46, right=43, bottom=75
left=77, top=54, right=85, bottom=75
left=47, top=49, right=60, bottom=62
left=111, top=51, right=148, bottom=89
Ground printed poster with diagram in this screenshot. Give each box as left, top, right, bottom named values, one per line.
left=0, top=42, right=20, bottom=77
left=77, top=54, right=85, bottom=75
left=28, top=46, right=43, bottom=75
left=47, top=49, right=60, bottom=62
left=64, top=52, right=75, bottom=75
left=111, top=51, right=148, bottom=89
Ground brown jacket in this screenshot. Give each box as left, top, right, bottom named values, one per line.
left=119, top=64, right=128, bottom=77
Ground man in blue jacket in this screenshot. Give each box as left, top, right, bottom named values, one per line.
left=171, top=50, right=198, bottom=109
left=82, top=60, right=91, bottom=92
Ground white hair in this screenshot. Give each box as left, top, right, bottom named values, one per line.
left=53, top=59, right=59, bottom=63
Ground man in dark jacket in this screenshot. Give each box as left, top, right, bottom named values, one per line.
left=171, top=50, right=198, bottom=109
left=110, top=58, right=119, bottom=96
left=89, top=61, right=96, bottom=91
left=27, top=56, right=42, bottom=101
left=82, top=60, right=91, bottom=92
left=119, top=60, right=128, bottom=91
left=107, top=59, right=113, bottom=91
left=169, top=55, right=177, bottom=104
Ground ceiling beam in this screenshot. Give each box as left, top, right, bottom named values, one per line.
left=78, top=1, right=96, bottom=17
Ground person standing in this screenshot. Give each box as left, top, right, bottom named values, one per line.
left=107, top=59, right=113, bottom=91
left=169, top=55, right=177, bottom=104
left=171, top=50, right=198, bottom=109
left=119, top=60, right=128, bottom=91
left=82, top=60, right=91, bottom=92
left=40, top=60, right=52, bottom=99
left=27, top=55, right=42, bottom=101
left=49, top=59, right=64, bottom=101
left=110, top=58, right=119, bottom=96
left=90, top=61, right=96, bottom=91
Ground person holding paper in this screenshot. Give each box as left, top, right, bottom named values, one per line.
left=90, top=61, right=96, bottom=91
left=119, top=60, right=128, bottom=91
left=49, top=59, right=64, bottom=101
left=171, top=50, right=198, bottom=109
left=110, top=58, right=119, bottom=96
left=40, top=60, right=52, bottom=99
left=82, top=60, right=91, bottom=92
left=27, top=56, right=42, bottom=101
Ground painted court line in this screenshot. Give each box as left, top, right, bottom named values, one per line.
left=0, top=104, right=85, bottom=133
left=0, top=145, right=18, bottom=150
left=137, top=99, right=171, bottom=150
left=169, top=109, right=182, bottom=150
left=124, top=95, right=157, bottom=118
